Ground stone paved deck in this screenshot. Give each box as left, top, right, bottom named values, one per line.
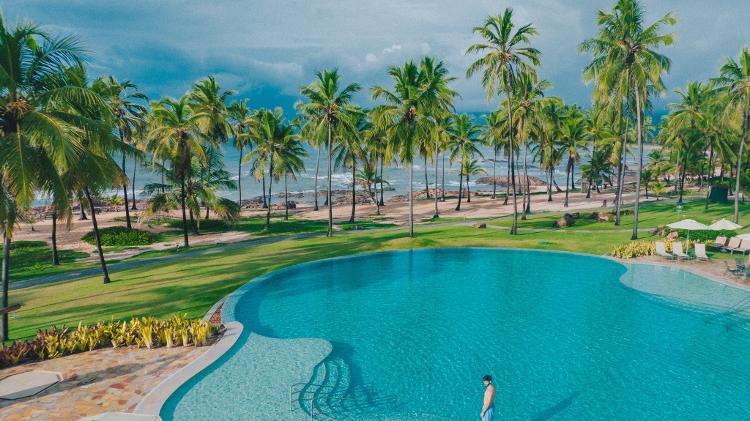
left=0, top=345, right=207, bottom=421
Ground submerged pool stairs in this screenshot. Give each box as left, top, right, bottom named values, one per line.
left=289, top=356, right=398, bottom=420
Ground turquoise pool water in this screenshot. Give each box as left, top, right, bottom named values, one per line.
left=162, top=248, right=750, bottom=420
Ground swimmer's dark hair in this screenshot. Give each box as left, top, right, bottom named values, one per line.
left=483, top=375, right=492, bottom=382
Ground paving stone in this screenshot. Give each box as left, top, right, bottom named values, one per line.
left=0, top=371, right=62, bottom=400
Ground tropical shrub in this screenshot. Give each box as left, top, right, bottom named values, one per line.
left=611, top=241, right=656, bottom=258
left=82, top=226, right=160, bottom=247
left=669, top=229, right=736, bottom=243
left=0, top=315, right=219, bottom=368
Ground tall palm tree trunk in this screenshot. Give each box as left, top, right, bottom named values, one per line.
left=327, top=123, right=334, bottom=236
left=349, top=163, right=356, bottom=223
left=238, top=145, right=243, bottom=207
left=564, top=161, right=571, bottom=207
left=467, top=172, right=472, bottom=202
left=79, top=196, right=87, bottom=220
left=521, top=127, right=529, bottom=219
left=455, top=163, right=464, bottom=211
left=504, top=147, right=511, bottom=205
left=705, top=146, right=714, bottom=210
left=262, top=176, right=268, bottom=208
left=492, top=148, right=497, bottom=199
left=266, top=160, right=274, bottom=229
left=121, top=152, right=132, bottom=229
left=631, top=85, right=645, bottom=240
left=614, top=112, right=629, bottom=226
left=51, top=209, right=59, bottom=266
left=505, top=86, right=518, bottom=235
left=433, top=142, right=440, bottom=218
left=179, top=168, right=189, bottom=248
left=84, top=188, right=110, bottom=284
left=408, top=160, right=414, bottom=237
left=284, top=172, right=289, bottom=221
left=734, top=110, right=749, bottom=224
left=1, top=232, right=10, bottom=341
left=379, top=154, right=385, bottom=206
left=424, top=155, right=430, bottom=198
left=314, top=146, right=321, bottom=211
left=441, top=152, right=446, bottom=202
left=131, top=158, right=138, bottom=210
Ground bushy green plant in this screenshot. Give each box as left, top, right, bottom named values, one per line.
left=611, top=241, right=656, bottom=258
left=0, top=314, right=218, bottom=368
left=82, top=226, right=160, bottom=247
left=669, top=229, right=737, bottom=242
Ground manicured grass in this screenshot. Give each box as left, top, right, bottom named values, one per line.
left=489, top=199, right=750, bottom=231
left=6, top=198, right=747, bottom=342
left=2, top=241, right=90, bottom=282
left=6, top=225, right=631, bottom=341
left=165, top=215, right=397, bottom=236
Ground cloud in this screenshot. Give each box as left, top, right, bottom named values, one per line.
left=5, top=0, right=750, bottom=113
left=382, top=44, right=402, bottom=54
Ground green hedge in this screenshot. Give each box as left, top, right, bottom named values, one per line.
left=82, top=226, right=160, bottom=247
left=671, top=229, right=737, bottom=242
left=167, top=219, right=230, bottom=231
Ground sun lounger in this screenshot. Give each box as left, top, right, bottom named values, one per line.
left=725, top=237, right=743, bottom=254
left=672, top=241, right=692, bottom=260
left=694, top=243, right=709, bottom=261
left=655, top=242, right=675, bottom=260
left=737, top=240, right=750, bottom=254
left=709, top=236, right=728, bottom=251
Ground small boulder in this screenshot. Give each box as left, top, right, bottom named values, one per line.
left=553, top=214, right=575, bottom=228
left=473, top=223, right=487, bottom=229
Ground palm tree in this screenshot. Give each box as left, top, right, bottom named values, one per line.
left=147, top=96, right=208, bottom=248
left=0, top=18, right=101, bottom=340
left=462, top=158, right=487, bottom=201
left=558, top=115, right=588, bottom=207
left=298, top=69, right=361, bottom=236
left=246, top=108, right=301, bottom=229
left=713, top=48, right=750, bottom=223
left=372, top=58, right=456, bottom=237
left=92, top=76, right=147, bottom=229
left=448, top=114, right=483, bottom=210
left=431, top=111, right=452, bottom=217
left=581, top=149, right=615, bottom=197
left=62, top=65, right=127, bottom=285
left=514, top=74, right=558, bottom=216
left=228, top=100, right=253, bottom=208
left=143, top=151, right=239, bottom=227
left=334, top=108, right=366, bottom=223
left=466, top=7, right=541, bottom=235
left=580, top=0, right=675, bottom=240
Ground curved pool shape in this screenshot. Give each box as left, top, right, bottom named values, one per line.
left=162, top=248, right=750, bottom=420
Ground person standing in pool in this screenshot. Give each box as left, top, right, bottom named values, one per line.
left=481, top=374, right=496, bottom=420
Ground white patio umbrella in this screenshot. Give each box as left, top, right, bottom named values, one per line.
left=708, top=218, right=742, bottom=231
left=667, top=219, right=709, bottom=244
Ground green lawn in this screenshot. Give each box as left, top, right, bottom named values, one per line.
left=2, top=241, right=90, bottom=282
left=165, top=215, right=397, bottom=236
left=7, top=225, right=631, bottom=341
left=6, top=198, right=747, bottom=342
left=489, top=200, right=750, bottom=231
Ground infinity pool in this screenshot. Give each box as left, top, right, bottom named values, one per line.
left=162, top=248, right=750, bottom=420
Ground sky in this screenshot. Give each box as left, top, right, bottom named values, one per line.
left=5, top=0, right=749, bottom=114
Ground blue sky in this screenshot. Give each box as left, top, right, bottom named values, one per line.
left=6, top=1, right=749, bottom=113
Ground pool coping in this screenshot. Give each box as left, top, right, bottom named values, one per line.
left=136, top=246, right=750, bottom=418
left=133, top=321, right=244, bottom=417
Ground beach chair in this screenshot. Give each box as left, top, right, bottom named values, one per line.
left=734, top=239, right=750, bottom=255
left=654, top=242, right=675, bottom=260
left=709, top=236, right=729, bottom=251
left=672, top=241, right=692, bottom=260
left=694, top=243, right=710, bottom=261
left=725, top=237, right=743, bottom=254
